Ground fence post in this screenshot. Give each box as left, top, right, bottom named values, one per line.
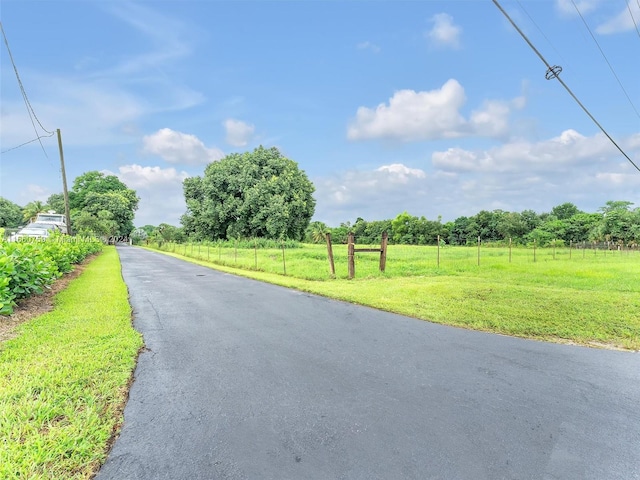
left=437, top=235, right=441, bottom=268
left=533, top=239, right=536, bottom=263
left=477, top=236, right=481, bottom=266
left=348, top=232, right=355, bottom=279
left=569, top=240, right=572, bottom=259
left=254, top=238, right=258, bottom=270
left=379, top=231, right=388, bottom=272
left=325, top=233, right=335, bottom=277
left=553, top=239, right=556, bottom=260
left=281, top=241, right=286, bottom=276
left=509, top=237, right=512, bottom=263
left=583, top=241, right=586, bottom=258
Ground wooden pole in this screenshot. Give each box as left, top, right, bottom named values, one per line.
left=56, top=129, right=72, bottom=234
left=348, top=232, right=355, bottom=279
left=379, top=231, right=388, bottom=272
left=281, top=241, right=286, bottom=276
left=325, top=233, right=335, bottom=277
left=477, top=236, right=481, bottom=266
left=509, top=237, right=512, bottom=263
left=437, top=235, right=440, bottom=269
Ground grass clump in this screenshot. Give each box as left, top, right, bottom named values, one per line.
left=0, top=246, right=143, bottom=479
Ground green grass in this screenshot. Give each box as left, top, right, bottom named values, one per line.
left=151, top=242, right=640, bottom=351
left=0, top=247, right=143, bottom=479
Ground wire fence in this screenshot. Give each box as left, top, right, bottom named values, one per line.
left=150, top=239, right=640, bottom=281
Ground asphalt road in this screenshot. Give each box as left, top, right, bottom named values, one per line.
left=96, top=246, right=640, bottom=480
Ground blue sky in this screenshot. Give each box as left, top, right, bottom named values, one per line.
left=1, top=0, right=639, bottom=227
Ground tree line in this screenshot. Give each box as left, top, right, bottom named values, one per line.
left=306, top=200, right=639, bottom=247
left=2, top=144, right=638, bottom=248
left=0, top=171, right=139, bottom=238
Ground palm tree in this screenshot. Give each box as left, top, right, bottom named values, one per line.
left=22, top=201, right=46, bottom=223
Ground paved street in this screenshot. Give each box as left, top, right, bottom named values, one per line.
left=96, top=246, right=640, bottom=479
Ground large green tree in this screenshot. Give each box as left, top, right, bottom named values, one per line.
left=70, top=171, right=139, bottom=236
left=181, top=146, right=315, bottom=241
left=0, top=197, right=23, bottom=228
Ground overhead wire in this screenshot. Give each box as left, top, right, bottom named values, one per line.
left=490, top=0, right=640, bottom=174
left=627, top=0, right=640, bottom=40
left=0, top=21, right=53, bottom=159
left=570, top=0, right=640, bottom=121
left=1, top=133, right=55, bottom=154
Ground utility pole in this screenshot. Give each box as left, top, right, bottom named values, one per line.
left=56, top=129, right=72, bottom=234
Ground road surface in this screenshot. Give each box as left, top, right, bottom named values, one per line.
left=96, top=246, right=640, bottom=479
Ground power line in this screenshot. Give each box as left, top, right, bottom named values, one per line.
left=1, top=133, right=55, bottom=154
left=491, top=0, right=640, bottom=174
left=627, top=0, right=640, bottom=41
left=0, top=21, right=54, bottom=160
left=570, top=0, right=640, bottom=121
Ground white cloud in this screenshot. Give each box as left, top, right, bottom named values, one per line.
left=347, top=79, right=520, bottom=142
left=142, top=128, right=224, bottom=165
left=224, top=119, right=255, bottom=147
left=313, top=130, right=640, bottom=226
left=426, top=13, right=462, bottom=49
left=356, top=41, right=381, bottom=53
left=596, top=1, right=640, bottom=34
left=110, top=164, right=190, bottom=226
left=431, top=129, right=619, bottom=173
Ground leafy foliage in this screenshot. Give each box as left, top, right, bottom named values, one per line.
left=182, top=146, right=315, bottom=241
left=0, top=197, right=23, bottom=229
left=69, top=171, right=139, bottom=236
left=0, top=237, right=103, bottom=315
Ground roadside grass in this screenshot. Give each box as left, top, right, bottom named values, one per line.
left=0, top=246, right=143, bottom=479
left=149, top=242, right=640, bottom=351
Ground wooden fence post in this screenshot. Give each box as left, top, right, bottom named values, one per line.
left=509, top=237, right=512, bottom=263
left=477, top=236, right=481, bottom=266
left=348, top=232, right=355, bottom=279
left=281, top=241, right=286, bottom=276
left=325, top=233, right=335, bottom=277
left=379, top=231, right=388, bottom=272
left=437, top=235, right=440, bottom=269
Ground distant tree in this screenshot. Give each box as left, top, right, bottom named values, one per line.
left=305, top=221, right=329, bottom=243
left=181, top=146, right=315, bottom=241
left=0, top=197, right=24, bottom=228
left=22, top=201, right=46, bottom=223
left=550, top=202, right=581, bottom=220
left=70, top=171, right=139, bottom=236
left=599, top=200, right=633, bottom=214
left=46, top=193, right=66, bottom=214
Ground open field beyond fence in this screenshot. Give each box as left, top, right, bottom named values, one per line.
left=148, top=241, right=640, bottom=350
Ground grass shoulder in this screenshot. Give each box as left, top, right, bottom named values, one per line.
left=0, top=246, right=143, bottom=479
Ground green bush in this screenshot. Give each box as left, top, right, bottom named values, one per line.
left=0, top=237, right=103, bottom=315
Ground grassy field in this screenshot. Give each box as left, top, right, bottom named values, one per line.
left=0, top=247, right=143, bottom=479
left=152, top=242, right=640, bottom=351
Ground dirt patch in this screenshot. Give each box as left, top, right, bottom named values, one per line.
left=0, top=259, right=91, bottom=343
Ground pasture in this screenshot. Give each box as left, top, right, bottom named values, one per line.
left=152, top=241, right=640, bottom=351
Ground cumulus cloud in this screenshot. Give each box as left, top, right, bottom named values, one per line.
left=426, top=13, right=462, bottom=49
left=596, top=1, right=640, bottom=34
left=356, top=41, right=381, bottom=53
left=347, top=79, right=521, bottom=142
left=110, top=164, right=190, bottom=226
left=431, top=129, right=619, bottom=173
left=224, top=119, right=255, bottom=147
left=142, top=128, right=224, bottom=165
left=313, top=129, right=640, bottom=226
